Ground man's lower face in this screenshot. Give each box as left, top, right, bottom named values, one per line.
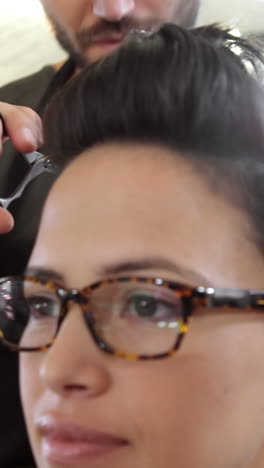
left=42, top=0, right=200, bottom=65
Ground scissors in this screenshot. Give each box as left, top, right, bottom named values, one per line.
left=0, top=151, right=59, bottom=210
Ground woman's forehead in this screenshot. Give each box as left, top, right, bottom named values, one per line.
left=52, top=143, right=210, bottom=204
left=29, top=142, right=264, bottom=290
left=48, top=143, right=242, bottom=230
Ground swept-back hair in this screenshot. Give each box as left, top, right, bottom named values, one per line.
left=43, top=24, right=264, bottom=251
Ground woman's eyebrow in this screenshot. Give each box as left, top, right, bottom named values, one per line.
left=24, top=266, right=65, bottom=283
left=98, top=257, right=209, bottom=285
left=25, top=259, right=209, bottom=286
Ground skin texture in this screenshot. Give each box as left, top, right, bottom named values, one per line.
left=0, top=206, right=14, bottom=233
left=41, top=0, right=200, bottom=64
left=21, top=143, right=264, bottom=468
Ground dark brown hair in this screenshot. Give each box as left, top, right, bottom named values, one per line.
left=43, top=24, right=264, bottom=250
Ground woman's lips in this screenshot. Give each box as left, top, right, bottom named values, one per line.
left=42, top=437, right=127, bottom=466
left=37, top=417, right=129, bottom=465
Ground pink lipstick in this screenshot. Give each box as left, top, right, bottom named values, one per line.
left=37, top=416, right=129, bottom=465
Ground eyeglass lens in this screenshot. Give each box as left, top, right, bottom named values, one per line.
left=0, top=278, right=184, bottom=354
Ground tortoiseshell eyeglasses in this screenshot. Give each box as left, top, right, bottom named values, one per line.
left=0, top=275, right=264, bottom=360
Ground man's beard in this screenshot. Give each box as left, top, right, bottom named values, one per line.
left=46, top=15, right=87, bottom=68
left=179, top=0, right=200, bottom=28
left=46, top=0, right=200, bottom=68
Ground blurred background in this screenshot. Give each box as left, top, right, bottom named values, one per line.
left=0, top=0, right=264, bottom=87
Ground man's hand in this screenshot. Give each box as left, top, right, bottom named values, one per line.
left=0, top=101, right=43, bottom=155
left=0, top=102, right=43, bottom=234
left=0, top=207, right=14, bottom=234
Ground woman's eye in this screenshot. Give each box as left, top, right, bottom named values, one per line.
left=127, top=294, right=180, bottom=321
left=27, top=296, right=57, bottom=319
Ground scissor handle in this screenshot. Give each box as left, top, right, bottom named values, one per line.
left=0, top=152, right=58, bottom=210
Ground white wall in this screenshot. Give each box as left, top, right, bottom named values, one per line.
left=198, top=0, right=264, bottom=32
left=0, top=0, right=66, bottom=86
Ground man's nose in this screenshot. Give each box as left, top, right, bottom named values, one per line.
left=93, top=0, right=135, bottom=21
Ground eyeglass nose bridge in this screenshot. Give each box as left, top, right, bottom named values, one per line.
left=63, top=288, right=89, bottom=305
left=56, top=288, right=113, bottom=355
left=55, top=287, right=90, bottom=330
left=59, top=288, right=91, bottom=322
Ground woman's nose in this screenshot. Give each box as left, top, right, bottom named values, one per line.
left=93, top=0, right=135, bottom=21
left=40, top=306, right=112, bottom=399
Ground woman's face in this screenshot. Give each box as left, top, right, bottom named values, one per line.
left=21, top=143, right=264, bottom=468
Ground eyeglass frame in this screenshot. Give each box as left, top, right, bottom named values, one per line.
left=1, top=274, right=264, bottom=360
